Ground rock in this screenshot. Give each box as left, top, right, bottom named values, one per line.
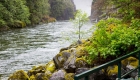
left=75, top=68, right=90, bottom=74
left=27, top=65, right=46, bottom=77
left=35, top=73, right=49, bottom=80
left=107, top=65, right=118, bottom=80
left=29, top=75, right=36, bottom=80
left=116, top=78, right=134, bottom=80
left=75, top=68, right=96, bottom=80
left=121, top=57, right=138, bottom=79
left=8, top=70, right=30, bottom=80
left=126, top=65, right=137, bottom=79
left=64, top=48, right=76, bottom=73
left=60, top=47, right=69, bottom=52
left=75, top=58, right=88, bottom=68
left=121, top=57, right=138, bottom=69
left=53, top=50, right=71, bottom=69
left=46, top=60, right=56, bottom=73
left=49, top=70, right=66, bottom=80
left=53, top=48, right=77, bottom=73
left=65, top=73, right=74, bottom=80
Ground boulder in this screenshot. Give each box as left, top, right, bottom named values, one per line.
left=121, top=57, right=138, bottom=69
left=8, top=70, right=30, bottom=80
left=107, top=65, right=118, bottom=80
left=63, top=48, right=77, bottom=73
left=65, top=73, right=74, bottom=80
left=35, top=73, right=49, bottom=80
left=75, top=58, right=88, bottom=68
left=49, top=70, right=66, bottom=80
left=53, top=50, right=71, bottom=69
left=121, top=57, right=138, bottom=79
left=75, top=68, right=95, bottom=80
left=46, top=60, right=56, bottom=73
left=27, top=65, right=46, bottom=77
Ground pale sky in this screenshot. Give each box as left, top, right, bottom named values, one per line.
left=73, top=0, right=93, bottom=16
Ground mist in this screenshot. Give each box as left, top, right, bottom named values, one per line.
left=73, top=0, right=93, bottom=16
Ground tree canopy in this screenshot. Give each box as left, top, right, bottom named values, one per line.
left=0, top=0, right=75, bottom=29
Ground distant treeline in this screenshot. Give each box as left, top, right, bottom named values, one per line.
left=0, top=0, right=75, bottom=29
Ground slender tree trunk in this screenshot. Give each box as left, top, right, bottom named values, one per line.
left=79, top=25, right=80, bottom=39
left=78, top=19, right=80, bottom=40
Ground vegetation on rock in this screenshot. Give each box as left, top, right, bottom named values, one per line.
left=85, top=18, right=140, bottom=64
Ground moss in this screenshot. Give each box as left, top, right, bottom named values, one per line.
left=35, top=73, right=49, bottom=80
left=76, top=46, right=87, bottom=57
left=30, top=75, right=36, bottom=80
left=28, top=65, right=46, bottom=77
left=107, top=65, right=118, bottom=76
left=75, top=58, right=88, bottom=68
left=45, top=70, right=52, bottom=78
left=32, top=64, right=46, bottom=71
left=8, top=70, right=30, bottom=80
left=121, top=57, right=138, bottom=68
left=65, top=73, right=74, bottom=80
left=46, top=60, right=56, bottom=73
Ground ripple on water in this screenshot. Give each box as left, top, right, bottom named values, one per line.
left=0, top=21, right=94, bottom=80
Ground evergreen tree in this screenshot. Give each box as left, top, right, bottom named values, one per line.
left=49, top=0, right=75, bottom=20
left=26, top=0, right=50, bottom=25
left=0, top=0, right=30, bottom=28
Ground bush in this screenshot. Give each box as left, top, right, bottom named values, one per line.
left=85, top=18, right=140, bottom=63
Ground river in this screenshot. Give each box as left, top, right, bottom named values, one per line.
left=0, top=21, right=93, bottom=80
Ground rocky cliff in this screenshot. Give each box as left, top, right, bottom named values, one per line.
left=90, top=0, right=117, bottom=22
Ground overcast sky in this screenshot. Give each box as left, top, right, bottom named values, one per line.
left=73, top=0, right=93, bottom=16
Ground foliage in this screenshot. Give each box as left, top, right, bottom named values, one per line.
left=71, top=10, right=89, bottom=40
left=85, top=18, right=140, bottom=62
left=111, top=0, right=140, bottom=21
left=0, top=0, right=30, bottom=28
left=0, top=3, right=7, bottom=27
left=26, top=0, right=50, bottom=25
left=49, top=0, right=75, bottom=20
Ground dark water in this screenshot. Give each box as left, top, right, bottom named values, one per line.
left=0, top=21, right=93, bottom=80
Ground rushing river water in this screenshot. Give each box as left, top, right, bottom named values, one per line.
left=0, top=20, right=93, bottom=80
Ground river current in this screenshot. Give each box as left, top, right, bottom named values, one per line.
left=0, top=21, right=93, bottom=80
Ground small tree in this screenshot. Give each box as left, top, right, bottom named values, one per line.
left=71, top=10, right=89, bottom=40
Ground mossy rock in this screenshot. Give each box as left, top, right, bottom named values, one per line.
left=45, top=70, right=52, bottom=79
left=29, top=75, right=36, bottom=80
left=75, top=58, right=88, bottom=68
left=8, top=70, right=30, bottom=80
left=121, top=57, right=138, bottom=68
left=46, top=60, right=56, bottom=73
left=28, top=65, right=46, bottom=77
left=53, top=50, right=71, bottom=69
left=32, top=64, right=46, bottom=71
left=107, top=65, right=118, bottom=76
left=35, top=73, right=49, bottom=80
left=75, top=46, right=87, bottom=57
left=65, top=73, right=74, bottom=80
left=49, top=70, right=66, bottom=80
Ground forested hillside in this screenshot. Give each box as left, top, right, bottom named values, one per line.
left=0, top=0, right=75, bottom=30
left=49, top=0, right=76, bottom=20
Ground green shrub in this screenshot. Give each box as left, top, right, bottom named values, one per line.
left=85, top=18, right=140, bottom=63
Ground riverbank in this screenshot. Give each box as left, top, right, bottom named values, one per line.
left=0, top=21, right=93, bottom=80
left=8, top=38, right=139, bottom=80
left=7, top=18, right=140, bottom=80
